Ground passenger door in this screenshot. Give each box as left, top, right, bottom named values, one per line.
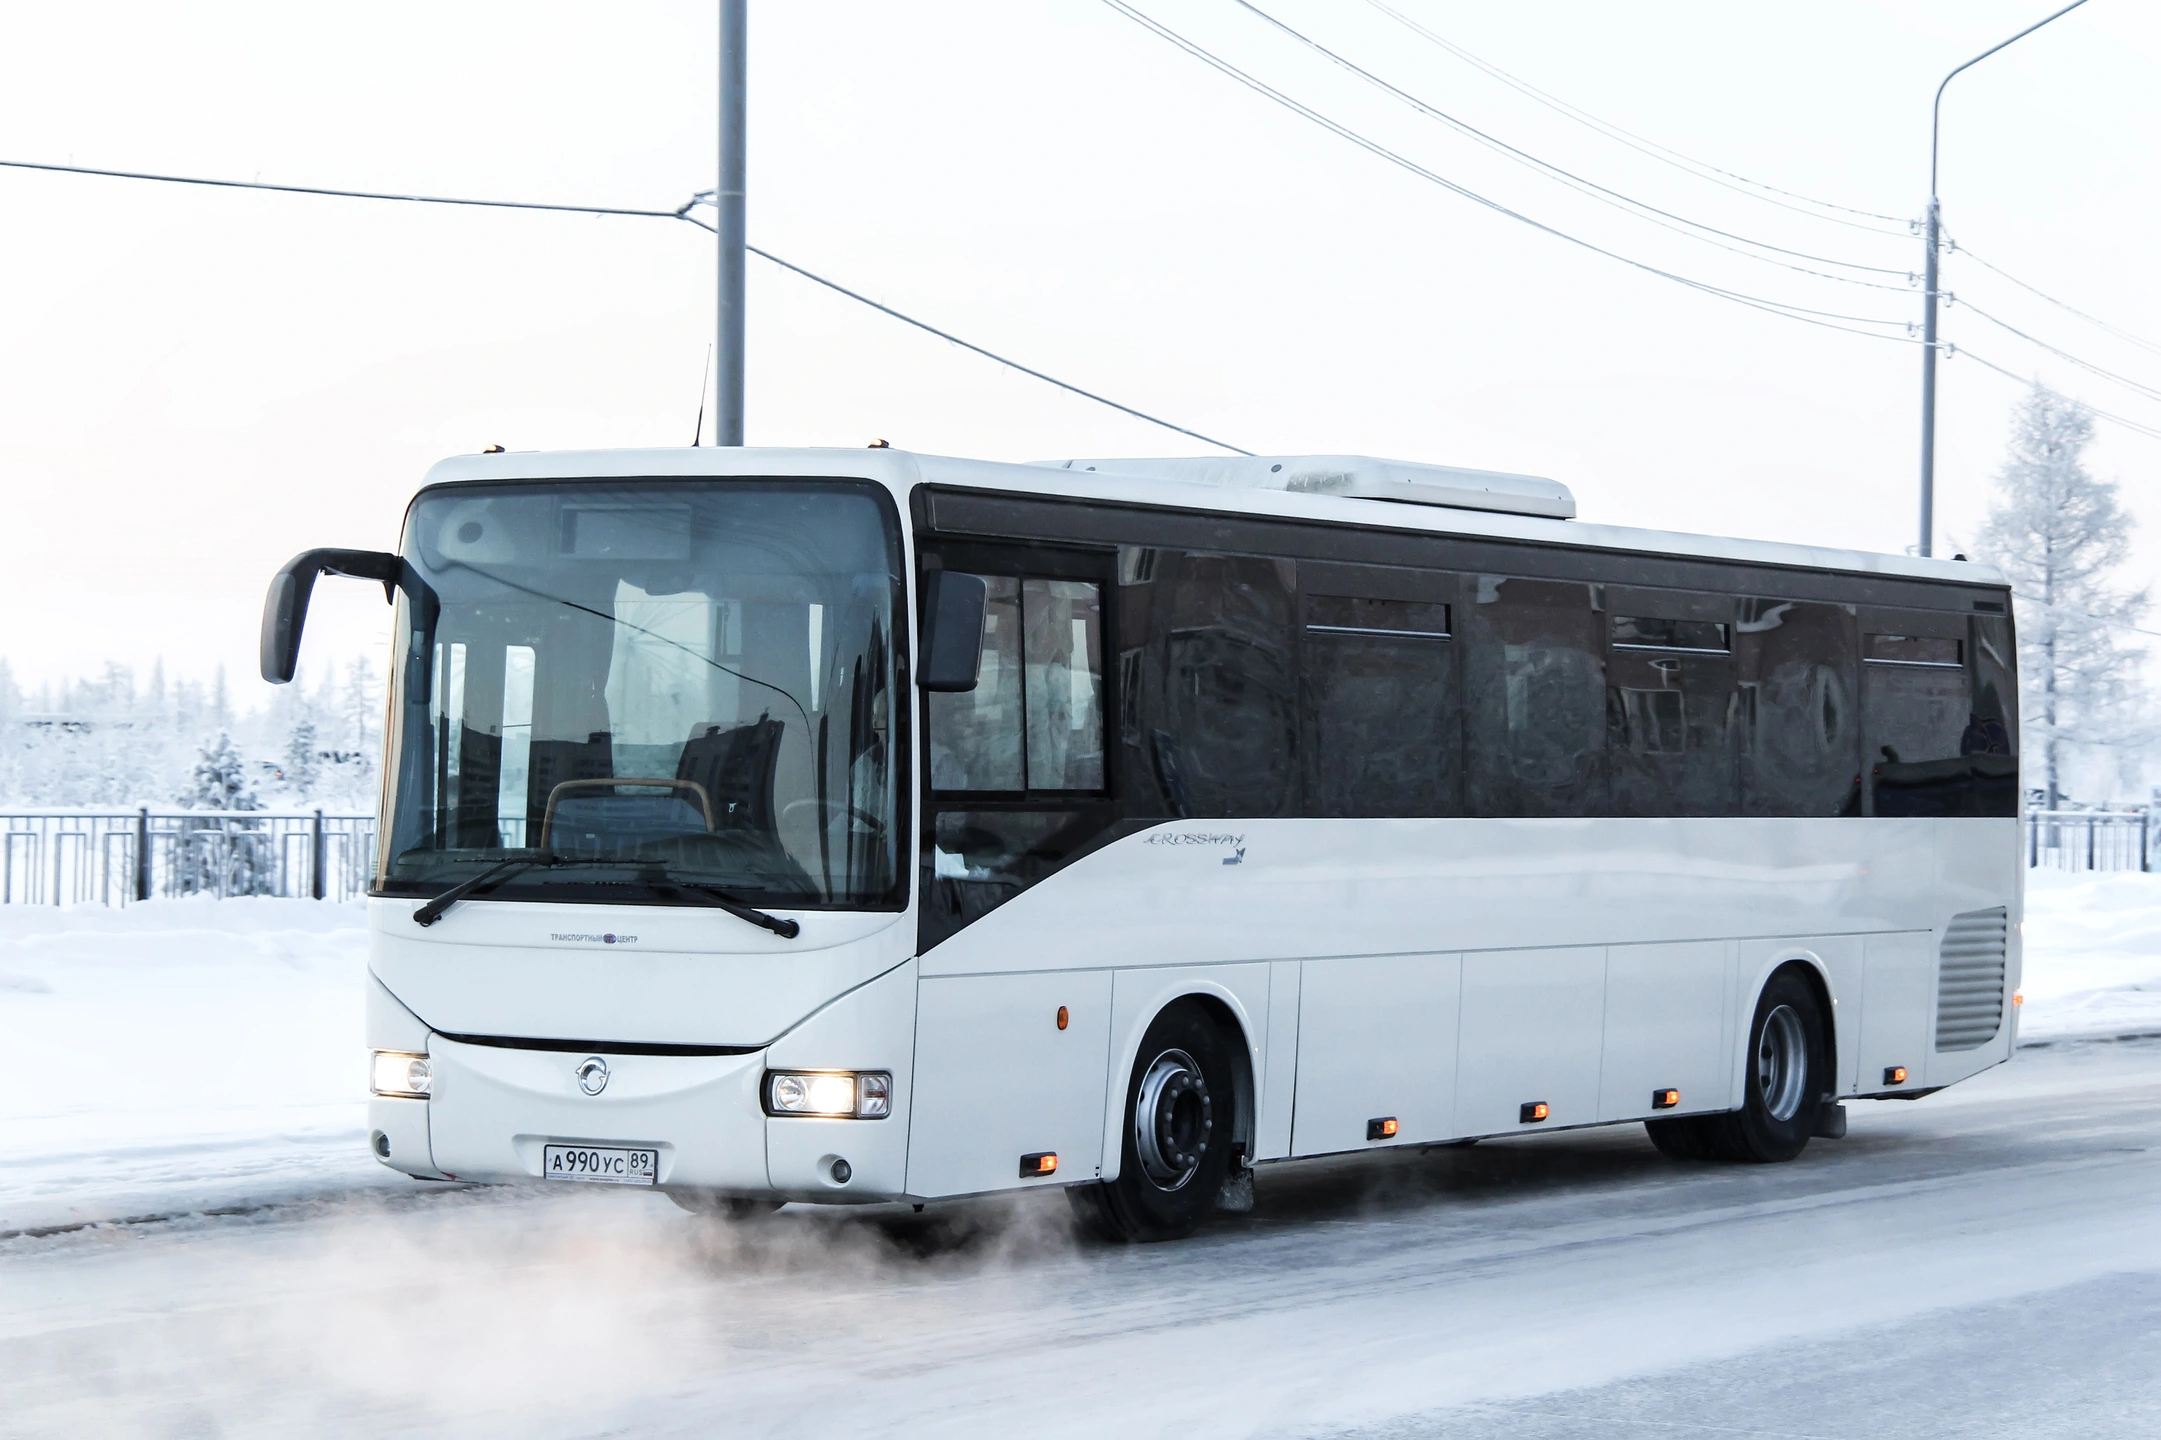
left=918, top=543, right=1115, bottom=952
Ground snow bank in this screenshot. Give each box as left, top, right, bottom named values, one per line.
left=2020, top=869, right=2161, bottom=1043
left=5, top=867, right=2161, bottom=1231
left=0, top=898, right=385, bottom=1232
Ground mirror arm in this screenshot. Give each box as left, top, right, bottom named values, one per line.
left=260, top=548, right=431, bottom=685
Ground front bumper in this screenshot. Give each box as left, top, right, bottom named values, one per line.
left=385, top=960, right=920, bottom=1200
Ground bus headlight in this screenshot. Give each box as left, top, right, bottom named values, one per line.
left=764, top=1070, right=890, bottom=1118
left=371, top=1051, right=432, bottom=1099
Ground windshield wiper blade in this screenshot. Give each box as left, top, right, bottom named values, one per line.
left=653, top=876, right=801, bottom=939
left=412, top=855, right=560, bottom=927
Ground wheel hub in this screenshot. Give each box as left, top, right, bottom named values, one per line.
left=1134, top=1048, right=1212, bottom=1190
left=1756, top=1004, right=1808, bottom=1122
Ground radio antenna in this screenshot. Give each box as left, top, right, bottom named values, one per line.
left=692, top=342, right=713, bottom=446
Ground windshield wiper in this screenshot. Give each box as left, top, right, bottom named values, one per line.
left=650, top=875, right=801, bottom=939
left=412, top=855, right=561, bottom=927
left=411, top=857, right=800, bottom=938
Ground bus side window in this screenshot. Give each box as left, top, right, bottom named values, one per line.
left=1605, top=591, right=1739, bottom=818
left=1154, top=553, right=1298, bottom=818
left=926, top=575, right=1104, bottom=794
left=1464, top=577, right=1606, bottom=818
left=1734, top=600, right=1859, bottom=817
left=1861, top=607, right=2013, bottom=816
left=1300, top=578, right=1462, bottom=818
left=927, top=577, right=1024, bottom=792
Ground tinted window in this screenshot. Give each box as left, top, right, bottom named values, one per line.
left=1863, top=609, right=2015, bottom=816
left=1302, top=573, right=1461, bottom=818
left=1868, top=633, right=1962, bottom=666
left=1605, top=594, right=1737, bottom=817
left=1155, top=554, right=1298, bottom=818
left=1308, top=595, right=1452, bottom=637
left=1464, top=577, right=1605, bottom=818
left=1612, top=616, right=1730, bottom=651
left=1735, top=599, right=1859, bottom=816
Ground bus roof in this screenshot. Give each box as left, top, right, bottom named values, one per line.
left=418, top=446, right=2008, bottom=591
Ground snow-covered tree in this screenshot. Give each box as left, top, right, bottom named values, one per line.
left=183, top=731, right=262, bottom=812
left=1973, top=383, right=2149, bottom=808
left=281, top=714, right=321, bottom=795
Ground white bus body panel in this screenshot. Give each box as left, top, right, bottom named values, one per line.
left=1293, top=952, right=1462, bottom=1152
left=906, top=970, right=1114, bottom=1196
left=910, top=815, right=2017, bottom=1185
left=367, top=900, right=912, bottom=1047
left=764, top=960, right=919, bottom=1199
left=425, top=1038, right=767, bottom=1190
left=1596, top=940, right=1734, bottom=1122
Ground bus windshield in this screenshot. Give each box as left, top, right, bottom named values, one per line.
left=378, top=479, right=904, bottom=910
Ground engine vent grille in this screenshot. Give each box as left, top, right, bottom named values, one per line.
left=1935, top=907, right=2009, bottom=1051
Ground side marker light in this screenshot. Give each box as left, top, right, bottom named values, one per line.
left=1651, top=1088, right=1680, bottom=1110
left=1520, top=1102, right=1550, bottom=1124
left=1019, top=1152, right=1058, bottom=1178
left=1884, top=1066, right=1908, bottom=1086
left=2013, top=991, right=2024, bottom=1007
left=1056, top=1005, right=1069, bottom=1031
left=1366, top=1117, right=1399, bottom=1141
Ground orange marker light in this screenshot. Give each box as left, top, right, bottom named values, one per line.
left=1019, top=1152, right=1058, bottom=1178
left=1056, top=1005, right=1069, bottom=1031
left=1520, top=1102, right=1550, bottom=1124
left=2013, top=991, right=2024, bottom=1007
left=1366, top=1117, right=1399, bottom=1140
left=1884, top=1066, right=1908, bottom=1086
left=1652, top=1088, right=1680, bottom=1110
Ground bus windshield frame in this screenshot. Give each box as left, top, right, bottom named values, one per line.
left=374, top=476, right=908, bottom=913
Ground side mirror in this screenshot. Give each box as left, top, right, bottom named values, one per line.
left=918, top=570, right=987, bottom=693
left=260, top=549, right=403, bottom=684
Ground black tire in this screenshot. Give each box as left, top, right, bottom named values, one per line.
left=1699, top=967, right=1829, bottom=1163
left=1072, top=999, right=1239, bottom=1243
left=1644, top=1114, right=1719, bottom=1161
left=665, top=1190, right=783, bottom=1220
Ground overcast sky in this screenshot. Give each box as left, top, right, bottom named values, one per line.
left=1, top=0, right=2154, bottom=696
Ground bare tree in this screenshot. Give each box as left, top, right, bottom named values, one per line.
left=1973, top=383, right=2148, bottom=808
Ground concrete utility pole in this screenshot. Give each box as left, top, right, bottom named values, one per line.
left=716, top=0, right=747, bottom=445
left=1917, top=0, right=2092, bottom=557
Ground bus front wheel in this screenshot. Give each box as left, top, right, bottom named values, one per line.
left=1072, top=1000, right=1239, bottom=1242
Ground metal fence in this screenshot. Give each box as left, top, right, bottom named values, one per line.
left=0, top=811, right=376, bottom=906
left=2025, top=809, right=2151, bottom=873
left=0, top=806, right=2146, bottom=900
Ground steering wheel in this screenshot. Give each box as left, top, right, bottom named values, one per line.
left=780, top=797, right=889, bottom=836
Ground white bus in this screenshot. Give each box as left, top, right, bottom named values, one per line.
left=263, top=447, right=2021, bottom=1240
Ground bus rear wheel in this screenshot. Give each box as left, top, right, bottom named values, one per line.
left=1667, top=967, right=1828, bottom=1165
left=1072, top=1000, right=1238, bottom=1243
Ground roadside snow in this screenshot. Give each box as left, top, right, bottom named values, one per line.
left=4, top=868, right=2161, bottom=1231
left=0, top=898, right=384, bottom=1232
left=2020, top=869, right=2161, bottom=1043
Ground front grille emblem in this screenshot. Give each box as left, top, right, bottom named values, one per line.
left=575, top=1056, right=610, bottom=1096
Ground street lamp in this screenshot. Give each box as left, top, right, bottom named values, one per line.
left=1917, top=0, right=2094, bottom=557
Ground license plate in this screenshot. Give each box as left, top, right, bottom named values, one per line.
left=542, top=1143, right=659, bottom=1186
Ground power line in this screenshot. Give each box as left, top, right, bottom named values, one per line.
left=0, top=157, right=684, bottom=219
left=1360, top=0, right=1915, bottom=235
left=1230, top=0, right=1915, bottom=287
left=1957, top=347, right=2161, bottom=443
left=0, top=157, right=1249, bottom=455
left=1954, top=297, right=2161, bottom=408
left=675, top=207, right=1252, bottom=454
left=1949, top=238, right=2161, bottom=361
left=1100, top=0, right=1915, bottom=342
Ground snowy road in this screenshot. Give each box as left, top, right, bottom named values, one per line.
left=5, top=1037, right=2159, bottom=1438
